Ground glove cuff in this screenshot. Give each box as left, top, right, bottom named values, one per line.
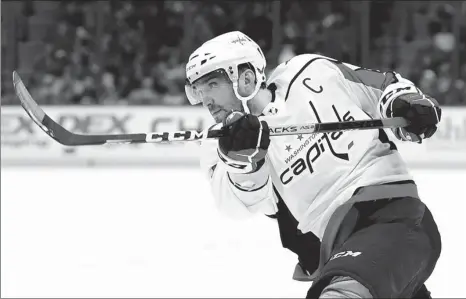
left=217, top=148, right=265, bottom=174
left=391, top=127, right=422, bottom=143
left=378, top=81, right=421, bottom=118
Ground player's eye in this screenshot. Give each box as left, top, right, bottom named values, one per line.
left=208, top=82, right=218, bottom=88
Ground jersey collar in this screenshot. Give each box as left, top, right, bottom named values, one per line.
left=261, top=83, right=285, bottom=116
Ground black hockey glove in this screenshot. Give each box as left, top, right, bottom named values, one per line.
left=379, top=77, right=441, bottom=143
left=218, top=111, right=270, bottom=173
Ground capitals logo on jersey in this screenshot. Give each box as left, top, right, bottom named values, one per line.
left=279, top=103, right=355, bottom=186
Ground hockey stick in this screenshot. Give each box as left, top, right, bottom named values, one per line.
left=13, top=71, right=409, bottom=146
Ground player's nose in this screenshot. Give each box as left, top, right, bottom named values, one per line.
left=203, top=97, right=214, bottom=107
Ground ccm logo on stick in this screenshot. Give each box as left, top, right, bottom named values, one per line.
left=147, top=130, right=205, bottom=142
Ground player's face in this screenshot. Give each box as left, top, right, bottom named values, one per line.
left=191, top=73, right=243, bottom=123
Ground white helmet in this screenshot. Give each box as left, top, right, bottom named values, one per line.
left=185, top=31, right=267, bottom=112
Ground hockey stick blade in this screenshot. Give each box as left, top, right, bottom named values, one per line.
left=12, top=71, right=226, bottom=146
left=13, top=71, right=409, bottom=146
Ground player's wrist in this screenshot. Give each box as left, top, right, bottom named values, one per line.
left=378, top=81, right=420, bottom=119
left=227, top=160, right=270, bottom=191
left=378, top=80, right=441, bottom=142
left=217, top=148, right=265, bottom=174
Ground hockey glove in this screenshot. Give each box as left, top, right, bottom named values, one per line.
left=378, top=75, right=441, bottom=143
left=218, top=111, right=270, bottom=174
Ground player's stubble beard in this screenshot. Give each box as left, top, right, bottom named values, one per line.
left=211, top=108, right=244, bottom=124
left=209, top=102, right=245, bottom=124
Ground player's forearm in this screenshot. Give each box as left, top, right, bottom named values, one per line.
left=327, top=60, right=408, bottom=117
left=337, top=61, right=441, bottom=142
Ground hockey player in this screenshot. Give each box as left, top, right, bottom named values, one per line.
left=185, top=31, right=442, bottom=298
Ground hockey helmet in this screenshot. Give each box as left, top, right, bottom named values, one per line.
left=185, top=31, right=267, bottom=111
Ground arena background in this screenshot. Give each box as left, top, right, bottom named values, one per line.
left=1, top=0, right=465, bottom=167
left=1, top=1, right=466, bottom=298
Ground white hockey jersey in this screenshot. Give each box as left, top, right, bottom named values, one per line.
left=199, top=54, right=413, bottom=240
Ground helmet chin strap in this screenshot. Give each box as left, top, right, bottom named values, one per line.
left=241, top=99, right=251, bottom=114
left=232, top=80, right=262, bottom=115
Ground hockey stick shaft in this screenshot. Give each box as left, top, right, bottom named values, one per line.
left=265, top=117, right=408, bottom=136
left=13, top=71, right=409, bottom=146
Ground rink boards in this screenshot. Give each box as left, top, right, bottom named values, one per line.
left=1, top=106, right=465, bottom=168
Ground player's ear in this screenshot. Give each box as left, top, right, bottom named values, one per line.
left=238, top=69, right=256, bottom=96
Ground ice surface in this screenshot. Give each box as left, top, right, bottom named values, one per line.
left=1, top=167, right=465, bottom=298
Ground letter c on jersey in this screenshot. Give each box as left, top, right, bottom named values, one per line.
left=303, top=78, right=323, bottom=94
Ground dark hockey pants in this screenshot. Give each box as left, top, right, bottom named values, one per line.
left=306, top=197, right=441, bottom=298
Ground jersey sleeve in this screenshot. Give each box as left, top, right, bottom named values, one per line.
left=199, top=138, right=277, bottom=219
left=319, top=58, right=412, bottom=119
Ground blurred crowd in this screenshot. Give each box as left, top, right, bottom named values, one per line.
left=278, top=1, right=466, bottom=106
left=1, top=1, right=465, bottom=106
